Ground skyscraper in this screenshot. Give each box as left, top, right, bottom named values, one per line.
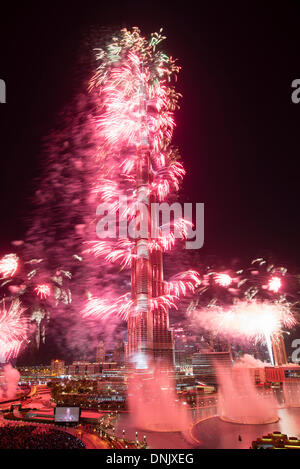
left=96, top=340, right=105, bottom=363
left=90, top=29, right=183, bottom=369
left=127, top=148, right=174, bottom=367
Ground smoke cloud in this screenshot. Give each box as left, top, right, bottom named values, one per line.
left=0, top=364, right=20, bottom=400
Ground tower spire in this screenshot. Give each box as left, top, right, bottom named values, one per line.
left=128, top=58, right=174, bottom=366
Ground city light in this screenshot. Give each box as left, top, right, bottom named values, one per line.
left=0, top=19, right=300, bottom=453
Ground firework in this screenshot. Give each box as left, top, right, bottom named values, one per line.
left=31, top=307, right=49, bottom=349
left=89, top=28, right=182, bottom=216
left=81, top=28, right=198, bottom=323
left=83, top=239, right=134, bottom=268
left=215, top=273, right=232, bottom=287
left=191, top=299, right=296, bottom=344
left=0, top=254, right=19, bottom=279
left=268, top=276, right=282, bottom=293
left=168, top=270, right=201, bottom=296
left=83, top=293, right=133, bottom=321
left=34, top=284, right=51, bottom=299
left=0, top=299, right=27, bottom=361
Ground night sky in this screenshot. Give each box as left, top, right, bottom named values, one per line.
left=1, top=2, right=300, bottom=264
left=0, top=2, right=300, bottom=361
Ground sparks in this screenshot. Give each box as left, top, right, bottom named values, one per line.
left=82, top=293, right=133, bottom=321
left=0, top=299, right=27, bottom=361
left=215, top=273, right=232, bottom=287
left=191, top=299, right=296, bottom=344
left=81, top=27, right=195, bottom=328
left=34, top=284, right=51, bottom=299
left=0, top=254, right=19, bottom=278
left=268, top=276, right=282, bottom=293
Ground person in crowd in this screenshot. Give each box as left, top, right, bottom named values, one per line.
left=0, top=424, right=85, bottom=449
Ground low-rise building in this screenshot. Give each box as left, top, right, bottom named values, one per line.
left=51, top=359, right=65, bottom=376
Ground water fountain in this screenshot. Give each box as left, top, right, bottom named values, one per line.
left=127, top=356, right=190, bottom=432
left=216, top=360, right=278, bottom=424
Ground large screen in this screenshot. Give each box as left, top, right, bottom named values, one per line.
left=55, top=406, right=80, bottom=423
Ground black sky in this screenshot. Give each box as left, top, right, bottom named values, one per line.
left=0, top=0, right=299, bottom=265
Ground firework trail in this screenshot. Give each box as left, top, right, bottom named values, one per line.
left=0, top=69, right=126, bottom=357
left=82, top=27, right=200, bottom=322
left=34, top=284, right=51, bottom=299
left=3, top=27, right=298, bottom=364
left=0, top=28, right=201, bottom=360
left=187, top=257, right=298, bottom=362
left=187, top=257, right=299, bottom=314
left=0, top=299, right=27, bottom=362
left=191, top=299, right=296, bottom=343
left=0, top=254, right=19, bottom=280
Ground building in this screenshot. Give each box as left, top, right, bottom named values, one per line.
left=68, top=361, right=100, bottom=376
left=96, top=340, right=105, bottom=363
left=127, top=147, right=174, bottom=367
left=113, top=342, right=124, bottom=365
left=67, top=361, right=120, bottom=376
left=192, top=350, right=232, bottom=386
left=249, top=367, right=266, bottom=385
left=101, top=362, right=118, bottom=372
left=271, top=332, right=288, bottom=366
left=262, top=365, right=300, bottom=406
left=97, top=378, right=125, bottom=394
left=174, top=346, right=196, bottom=367
left=18, top=365, right=52, bottom=385
left=264, top=365, right=300, bottom=384
left=51, top=359, right=65, bottom=376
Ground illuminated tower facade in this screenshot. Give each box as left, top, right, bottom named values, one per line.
left=127, top=145, right=174, bottom=367
left=88, top=29, right=185, bottom=369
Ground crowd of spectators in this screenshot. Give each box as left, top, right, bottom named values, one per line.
left=0, top=424, right=86, bottom=449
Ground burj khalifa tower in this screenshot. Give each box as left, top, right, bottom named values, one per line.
left=127, top=65, right=174, bottom=367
